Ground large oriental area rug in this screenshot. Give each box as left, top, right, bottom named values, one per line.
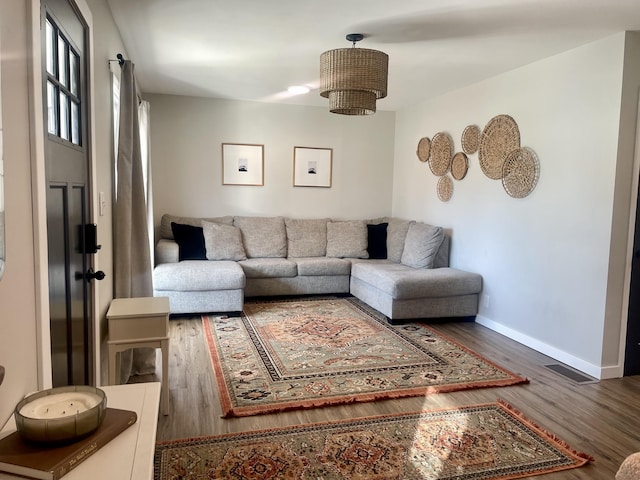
left=154, top=400, right=592, bottom=479
left=203, top=297, right=528, bottom=417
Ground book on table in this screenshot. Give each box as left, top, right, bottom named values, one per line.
left=0, top=408, right=137, bottom=480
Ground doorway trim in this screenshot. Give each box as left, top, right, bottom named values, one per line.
left=27, top=0, right=99, bottom=389
left=618, top=88, right=640, bottom=375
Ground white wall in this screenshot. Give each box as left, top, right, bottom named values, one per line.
left=0, top=0, right=39, bottom=428
left=393, top=33, right=628, bottom=378
left=147, top=94, right=395, bottom=228
left=0, top=0, right=126, bottom=427
left=84, top=0, right=129, bottom=383
left=603, top=32, right=640, bottom=369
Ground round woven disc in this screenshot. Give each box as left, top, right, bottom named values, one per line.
left=502, top=147, right=540, bottom=198
left=429, top=132, right=453, bottom=176
left=451, top=152, right=469, bottom=181
left=461, top=125, right=480, bottom=154
left=479, top=115, right=521, bottom=180
left=437, top=175, right=453, bottom=202
left=416, top=137, right=431, bottom=162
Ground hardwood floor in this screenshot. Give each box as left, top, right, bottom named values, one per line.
left=137, top=312, right=640, bottom=478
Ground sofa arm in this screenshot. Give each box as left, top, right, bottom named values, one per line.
left=156, top=239, right=179, bottom=265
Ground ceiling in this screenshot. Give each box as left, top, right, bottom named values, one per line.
left=106, top=0, right=640, bottom=112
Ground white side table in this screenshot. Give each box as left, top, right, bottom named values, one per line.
left=107, top=297, right=170, bottom=415
left=0, top=383, right=161, bottom=480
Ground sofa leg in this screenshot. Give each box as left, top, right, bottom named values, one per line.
left=387, top=315, right=477, bottom=325
left=387, top=317, right=409, bottom=326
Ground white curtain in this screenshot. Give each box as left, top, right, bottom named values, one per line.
left=138, top=100, right=154, bottom=268
left=113, top=61, right=155, bottom=380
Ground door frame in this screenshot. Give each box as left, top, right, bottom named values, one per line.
left=27, top=0, right=99, bottom=388
left=619, top=88, right=640, bottom=375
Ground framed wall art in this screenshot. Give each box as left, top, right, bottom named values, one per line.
left=293, top=146, right=332, bottom=188
left=222, top=143, right=264, bottom=186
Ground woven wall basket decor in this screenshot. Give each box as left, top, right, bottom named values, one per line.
left=437, top=175, right=453, bottom=202
left=502, top=147, right=540, bottom=198
left=479, top=114, right=521, bottom=180
left=429, top=132, right=453, bottom=176
left=461, top=125, right=480, bottom=154
left=416, top=137, right=431, bottom=162
left=451, top=152, right=469, bottom=180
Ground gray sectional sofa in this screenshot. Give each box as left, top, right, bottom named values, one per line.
left=152, top=214, right=482, bottom=320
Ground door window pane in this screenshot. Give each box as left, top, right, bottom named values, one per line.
left=59, top=92, right=69, bottom=140
left=58, top=36, right=68, bottom=88
left=71, top=101, right=80, bottom=145
left=70, top=51, right=78, bottom=96
left=46, top=20, right=55, bottom=76
left=47, top=81, right=57, bottom=135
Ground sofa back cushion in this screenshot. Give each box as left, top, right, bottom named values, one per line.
left=382, top=218, right=414, bottom=263
left=160, top=214, right=233, bottom=240
left=435, top=235, right=450, bottom=268
left=401, top=222, right=445, bottom=269
left=202, top=221, right=247, bottom=261
left=285, top=218, right=328, bottom=257
left=326, top=220, right=369, bottom=259
left=233, top=216, right=287, bottom=258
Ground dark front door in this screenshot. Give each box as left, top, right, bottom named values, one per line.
left=42, top=0, right=92, bottom=386
left=625, top=171, right=640, bottom=375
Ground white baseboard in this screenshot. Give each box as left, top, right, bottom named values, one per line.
left=475, top=315, right=623, bottom=380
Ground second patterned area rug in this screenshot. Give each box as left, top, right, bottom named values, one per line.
left=203, top=297, right=528, bottom=417
left=154, top=401, right=592, bottom=479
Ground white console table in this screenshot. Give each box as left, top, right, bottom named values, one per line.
left=107, top=297, right=170, bottom=416
left=0, top=382, right=161, bottom=480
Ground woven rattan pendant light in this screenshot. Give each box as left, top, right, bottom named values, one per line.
left=320, top=34, right=388, bottom=115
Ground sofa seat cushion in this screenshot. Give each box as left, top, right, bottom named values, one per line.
left=239, top=258, right=297, bottom=278
left=295, top=257, right=351, bottom=276
left=351, top=262, right=482, bottom=300
left=153, top=260, right=245, bottom=291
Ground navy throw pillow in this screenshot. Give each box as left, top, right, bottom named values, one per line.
left=171, top=222, right=206, bottom=261
left=367, top=222, right=388, bottom=259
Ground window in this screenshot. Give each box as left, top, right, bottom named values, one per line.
left=45, top=16, right=81, bottom=146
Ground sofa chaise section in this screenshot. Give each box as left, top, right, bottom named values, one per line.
left=350, top=262, right=482, bottom=320
left=153, top=260, right=245, bottom=314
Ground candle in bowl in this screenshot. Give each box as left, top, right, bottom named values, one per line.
left=14, top=386, right=107, bottom=444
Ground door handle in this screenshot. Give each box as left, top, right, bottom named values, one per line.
left=76, top=268, right=106, bottom=282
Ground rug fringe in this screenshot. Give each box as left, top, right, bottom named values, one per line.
left=496, top=399, right=595, bottom=463
left=220, top=380, right=530, bottom=418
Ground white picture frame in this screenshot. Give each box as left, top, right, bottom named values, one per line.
left=222, top=143, right=264, bottom=186
left=293, top=146, right=332, bottom=188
